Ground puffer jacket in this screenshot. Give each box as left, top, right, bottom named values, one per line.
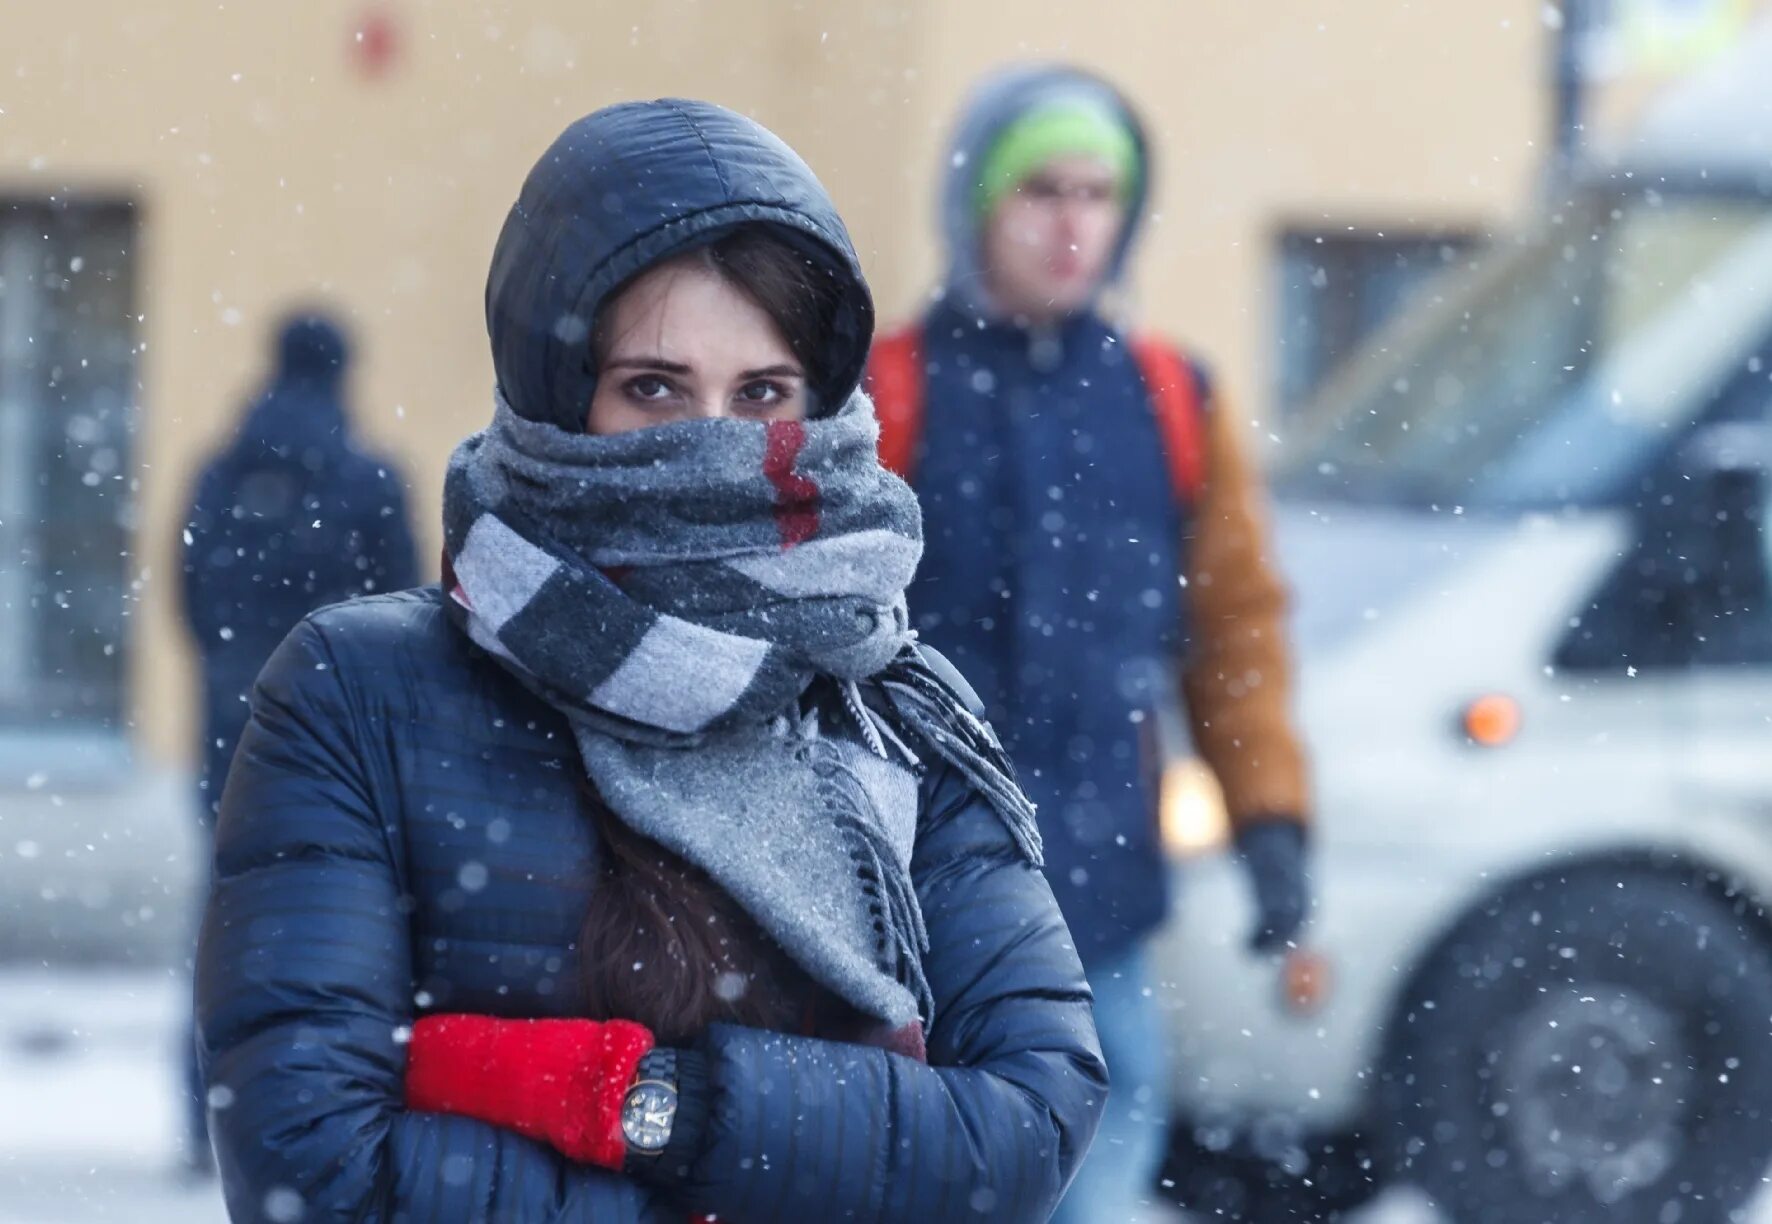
left=197, top=589, right=1105, bottom=1222
left=197, top=95, right=1106, bottom=1224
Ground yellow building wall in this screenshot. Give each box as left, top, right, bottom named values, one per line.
left=0, top=2, right=1652, bottom=765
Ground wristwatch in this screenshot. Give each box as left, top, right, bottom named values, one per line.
left=620, top=1049, right=679, bottom=1157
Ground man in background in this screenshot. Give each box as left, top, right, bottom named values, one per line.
left=869, top=66, right=1313, bottom=1220
left=176, top=311, right=417, bottom=1171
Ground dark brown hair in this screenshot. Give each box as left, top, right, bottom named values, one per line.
left=579, top=789, right=818, bottom=1043
left=591, top=225, right=846, bottom=412
left=578, top=227, right=857, bottom=1042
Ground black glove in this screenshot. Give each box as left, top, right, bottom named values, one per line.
left=1236, top=820, right=1310, bottom=952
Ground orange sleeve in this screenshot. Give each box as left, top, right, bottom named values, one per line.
left=1179, top=390, right=1312, bottom=827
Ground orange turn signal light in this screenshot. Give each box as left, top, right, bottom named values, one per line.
left=1461, top=693, right=1521, bottom=748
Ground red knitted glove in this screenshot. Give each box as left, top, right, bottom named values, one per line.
left=405, top=1014, right=655, bottom=1169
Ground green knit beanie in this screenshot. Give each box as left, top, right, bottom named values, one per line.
left=975, top=99, right=1140, bottom=218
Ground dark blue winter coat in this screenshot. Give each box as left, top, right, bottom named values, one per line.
left=904, top=68, right=1185, bottom=963
left=908, top=301, right=1187, bottom=964
left=197, top=98, right=1106, bottom=1224
left=179, top=316, right=417, bottom=818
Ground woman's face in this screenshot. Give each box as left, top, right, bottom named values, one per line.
left=586, top=256, right=809, bottom=435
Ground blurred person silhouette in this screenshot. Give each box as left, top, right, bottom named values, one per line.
left=868, top=64, right=1313, bottom=1220
left=175, top=310, right=418, bottom=1172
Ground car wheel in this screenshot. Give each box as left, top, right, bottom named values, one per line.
left=1374, top=865, right=1772, bottom=1224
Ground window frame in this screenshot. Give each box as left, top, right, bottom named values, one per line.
left=0, top=191, right=141, bottom=750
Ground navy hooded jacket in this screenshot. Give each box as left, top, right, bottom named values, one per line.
left=197, top=100, right=1106, bottom=1223
left=179, top=315, right=418, bottom=817
left=902, top=67, right=1187, bottom=961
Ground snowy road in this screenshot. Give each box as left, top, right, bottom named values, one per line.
left=0, top=968, right=1756, bottom=1224
left=0, top=970, right=224, bottom=1224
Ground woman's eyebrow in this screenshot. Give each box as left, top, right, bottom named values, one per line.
left=603, top=355, right=692, bottom=373
left=742, top=363, right=804, bottom=379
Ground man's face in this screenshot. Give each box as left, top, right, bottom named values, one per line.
left=981, top=154, right=1127, bottom=322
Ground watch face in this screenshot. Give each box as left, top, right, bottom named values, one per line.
left=621, top=1082, right=677, bottom=1153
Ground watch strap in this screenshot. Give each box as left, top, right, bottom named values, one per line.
left=635, top=1048, right=678, bottom=1093
left=624, top=1047, right=710, bottom=1181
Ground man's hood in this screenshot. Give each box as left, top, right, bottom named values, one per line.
left=938, top=64, right=1151, bottom=316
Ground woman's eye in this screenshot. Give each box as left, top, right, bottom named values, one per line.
left=737, top=380, right=787, bottom=407
left=624, top=375, right=673, bottom=402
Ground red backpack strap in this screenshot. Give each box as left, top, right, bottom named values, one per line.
left=866, top=325, right=925, bottom=482
left=1129, top=332, right=1207, bottom=502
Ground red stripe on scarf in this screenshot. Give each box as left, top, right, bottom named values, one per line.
left=763, top=419, right=819, bottom=549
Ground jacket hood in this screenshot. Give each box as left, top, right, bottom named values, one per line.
left=486, top=99, right=875, bottom=432
left=275, top=314, right=350, bottom=388
left=939, top=64, right=1150, bottom=318
left=225, top=314, right=352, bottom=467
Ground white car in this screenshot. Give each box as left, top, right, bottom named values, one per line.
left=1157, top=25, right=1772, bottom=1224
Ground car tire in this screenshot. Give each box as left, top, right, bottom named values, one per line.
left=1374, top=864, right=1772, bottom=1224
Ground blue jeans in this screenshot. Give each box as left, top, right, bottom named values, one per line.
left=1051, top=944, right=1170, bottom=1224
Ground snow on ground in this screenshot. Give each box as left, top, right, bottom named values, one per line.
left=0, top=970, right=223, bottom=1224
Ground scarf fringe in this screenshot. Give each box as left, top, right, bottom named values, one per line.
left=805, top=650, right=1042, bottom=1025
left=798, top=733, right=935, bottom=1020
left=878, top=653, right=1044, bottom=868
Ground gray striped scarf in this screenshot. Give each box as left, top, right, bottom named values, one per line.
left=442, top=390, right=1039, bottom=1027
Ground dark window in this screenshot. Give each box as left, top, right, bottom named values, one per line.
left=1557, top=424, right=1772, bottom=672
left=0, top=196, right=139, bottom=733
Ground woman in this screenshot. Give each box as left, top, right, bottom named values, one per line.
left=197, top=99, right=1106, bottom=1222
